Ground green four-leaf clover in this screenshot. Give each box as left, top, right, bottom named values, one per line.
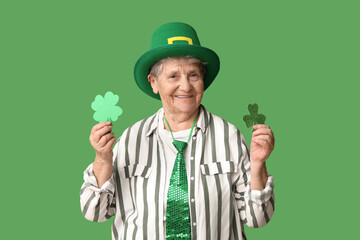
left=91, top=91, right=123, bottom=123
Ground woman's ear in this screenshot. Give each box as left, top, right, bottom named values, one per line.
left=148, top=74, right=159, bottom=94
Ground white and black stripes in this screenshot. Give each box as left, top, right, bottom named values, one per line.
left=80, top=105, right=275, bottom=239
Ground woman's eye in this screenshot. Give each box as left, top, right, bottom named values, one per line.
left=190, top=73, right=200, bottom=79
left=170, top=75, right=176, bottom=78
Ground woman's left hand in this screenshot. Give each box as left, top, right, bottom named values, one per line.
left=250, top=124, right=275, bottom=165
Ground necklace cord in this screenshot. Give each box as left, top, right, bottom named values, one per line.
left=164, top=111, right=199, bottom=143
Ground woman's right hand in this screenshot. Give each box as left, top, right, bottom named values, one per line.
left=89, top=121, right=116, bottom=164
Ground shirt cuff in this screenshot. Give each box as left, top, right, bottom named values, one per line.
left=245, top=174, right=274, bottom=205
left=83, top=163, right=116, bottom=195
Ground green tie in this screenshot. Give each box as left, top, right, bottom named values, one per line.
left=164, top=114, right=198, bottom=239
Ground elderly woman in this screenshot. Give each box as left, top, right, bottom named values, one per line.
left=80, top=22, right=275, bottom=240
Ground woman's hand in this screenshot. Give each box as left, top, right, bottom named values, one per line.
left=89, top=121, right=116, bottom=164
left=89, top=121, right=116, bottom=187
left=250, top=124, right=275, bottom=165
left=249, top=124, right=275, bottom=190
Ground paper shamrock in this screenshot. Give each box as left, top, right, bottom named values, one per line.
left=243, top=103, right=266, bottom=129
left=91, top=91, right=123, bottom=123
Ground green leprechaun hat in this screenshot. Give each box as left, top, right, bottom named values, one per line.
left=134, top=22, right=220, bottom=100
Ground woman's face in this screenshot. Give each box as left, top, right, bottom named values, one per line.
left=148, top=58, right=204, bottom=117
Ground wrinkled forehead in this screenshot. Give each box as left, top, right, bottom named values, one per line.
left=161, top=58, right=202, bottom=73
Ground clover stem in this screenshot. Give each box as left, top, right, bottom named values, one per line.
left=251, top=124, right=255, bottom=133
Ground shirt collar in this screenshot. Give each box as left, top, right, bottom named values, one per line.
left=145, top=104, right=209, bottom=137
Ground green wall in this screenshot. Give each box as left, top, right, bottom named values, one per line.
left=1, top=0, right=359, bottom=239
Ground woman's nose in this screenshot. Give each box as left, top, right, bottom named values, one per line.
left=178, top=76, right=191, bottom=91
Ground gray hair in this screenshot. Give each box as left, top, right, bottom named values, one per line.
left=149, top=56, right=207, bottom=79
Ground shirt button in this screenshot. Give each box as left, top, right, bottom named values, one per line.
left=192, top=136, right=196, bottom=140
left=191, top=198, right=195, bottom=202
left=190, top=176, right=194, bottom=180
left=190, top=156, right=194, bottom=160
left=193, top=222, right=197, bottom=227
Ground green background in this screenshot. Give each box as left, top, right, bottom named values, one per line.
left=1, top=0, right=359, bottom=239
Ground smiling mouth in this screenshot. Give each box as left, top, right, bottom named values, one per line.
left=175, top=95, right=192, bottom=99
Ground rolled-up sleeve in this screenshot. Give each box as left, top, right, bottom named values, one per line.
left=80, top=164, right=116, bottom=222
left=80, top=140, right=120, bottom=222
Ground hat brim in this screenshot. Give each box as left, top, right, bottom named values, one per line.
left=134, top=44, right=220, bottom=100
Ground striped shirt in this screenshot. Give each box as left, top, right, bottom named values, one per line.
left=80, top=105, right=275, bottom=240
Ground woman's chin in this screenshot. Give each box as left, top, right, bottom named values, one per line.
left=174, top=103, right=200, bottom=115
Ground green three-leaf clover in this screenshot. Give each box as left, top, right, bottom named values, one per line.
left=243, top=103, right=266, bottom=129
left=91, top=91, right=123, bottom=123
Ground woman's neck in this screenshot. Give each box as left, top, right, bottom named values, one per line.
left=163, top=107, right=200, bottom=132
